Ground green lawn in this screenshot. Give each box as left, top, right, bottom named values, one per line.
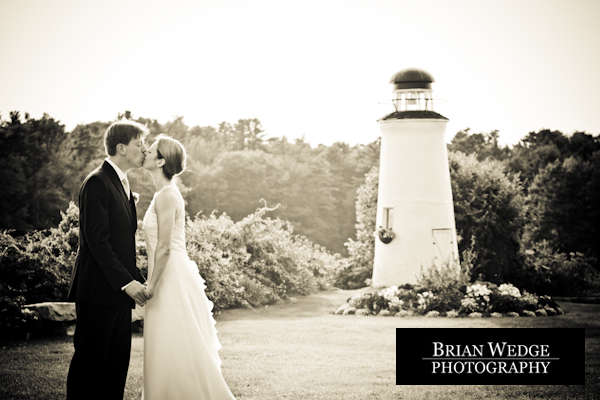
left=1, top=288, right=598, bottom=399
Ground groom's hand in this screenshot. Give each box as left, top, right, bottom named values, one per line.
left=124, top=281, right=151, bottom=305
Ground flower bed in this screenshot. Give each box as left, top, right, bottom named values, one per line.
left=334, top=282, right=563, bottom=317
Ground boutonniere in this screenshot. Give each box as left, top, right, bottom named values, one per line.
left=132, top=192, right=140, bottom=205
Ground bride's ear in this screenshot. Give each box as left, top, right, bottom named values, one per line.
left=156, top=158, right=166, bottom=168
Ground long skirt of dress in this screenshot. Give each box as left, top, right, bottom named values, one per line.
left=143, top=251, right=236, bottom=400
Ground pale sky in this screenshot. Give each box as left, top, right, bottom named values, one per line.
left=1, top=0, right=599, bottom=146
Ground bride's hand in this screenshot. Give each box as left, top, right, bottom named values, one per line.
left=144, top=284, right=154, bottom=299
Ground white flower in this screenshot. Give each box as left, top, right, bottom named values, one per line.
left=498, top=283, right=521, bottom=298
left=467, top=284, right=491, bottom=298
left=416, top=291, right=436, bottom=312
left=380, top=286, right=399, bottom=302
left=390, top=298, right=404, bottom=308
left=460, top=297, right=478, bottom=312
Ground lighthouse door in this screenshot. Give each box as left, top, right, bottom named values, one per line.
left=431, top=228, right=453, bottom=266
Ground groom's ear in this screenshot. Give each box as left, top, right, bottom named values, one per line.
left=116, top=142, right=127, bottom=156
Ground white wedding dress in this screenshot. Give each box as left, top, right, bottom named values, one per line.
left=142, top=184, right=236, bottom=399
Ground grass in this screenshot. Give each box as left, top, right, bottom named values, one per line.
left=1, top=288, right=599, bottom=399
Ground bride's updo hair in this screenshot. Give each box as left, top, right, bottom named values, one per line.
left=155, top=134, right=186, bottom=180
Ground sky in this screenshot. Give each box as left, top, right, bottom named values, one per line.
left=1, top=0, right=599, bottom=147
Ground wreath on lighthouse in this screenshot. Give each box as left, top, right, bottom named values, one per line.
left=377, top=225, right=396, bottom=244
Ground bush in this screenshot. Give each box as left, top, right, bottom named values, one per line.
left=489, top=283, right=523, bottom=313
left=338, top=280, right=560, bottom=317
left=515, top=241, right=600, bottom=296
left=416, top=260, right=471, bottom=293
left=0, top=203, right=78, bottom=337
left=448, top=151, right=526, bottom=283
left=1, top=201, right=340, bottom=335
left=335, top=166, right=378, bottom=289
left=459, top=283, right=492, bottom=313
left=415, top=260, right=472, bottom=313
left=523, top=152, right=600, bottom=264
left=184, top=205, right=341, bottom=311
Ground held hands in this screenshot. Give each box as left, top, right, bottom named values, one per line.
left=124, top=281, right=152, bottom=306
left=144, top=284, right=154, bottom=298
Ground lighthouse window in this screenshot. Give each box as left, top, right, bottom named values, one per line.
left=383, top=207, right=393, bottom=229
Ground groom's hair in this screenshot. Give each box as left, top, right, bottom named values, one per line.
left=104, top=120, right=148, bottom=156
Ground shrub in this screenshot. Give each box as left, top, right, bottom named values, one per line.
left=416, top=260, right=471, bottom=293
left=448, top=151, right=526, bottom=284
left=336, top=279, right=560, bottom=317
left=0, top=203, right=79, bottom=337
left=335, top=166, right=378, bottom=289
left=515, top=241, right=600, bottom=296
left=1, top=201, right=341, bottom=335
left=459, top=283, right=493, bottom=314
left=489, top=283, right=522, bottom=313
left=184, top=205, right=341, bottom=311
left=523, top=154, right=600, bottom=264
left=415, top=258, right=472, bottom=313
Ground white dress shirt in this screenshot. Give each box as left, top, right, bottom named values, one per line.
left=105, top=157, right=130, bottom=199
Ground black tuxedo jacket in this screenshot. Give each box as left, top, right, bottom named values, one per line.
left=68, top=161, right=144, bottom=308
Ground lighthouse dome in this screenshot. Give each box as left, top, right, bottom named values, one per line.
left=391, top=69, right=434, bottom=90
left=382, top=68, right=447, bottom=120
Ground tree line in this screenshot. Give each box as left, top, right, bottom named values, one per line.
left=0, top=111, right=379, bottom=254
left=1, top=111, right=598, bottom=267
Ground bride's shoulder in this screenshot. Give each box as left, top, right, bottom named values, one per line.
left=154, top=185, right=180, bottom=212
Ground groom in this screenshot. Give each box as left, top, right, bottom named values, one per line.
left=67, top=120, right=151, bottom=399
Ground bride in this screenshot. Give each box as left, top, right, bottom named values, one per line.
left=141, top=134, right=236, bottom=399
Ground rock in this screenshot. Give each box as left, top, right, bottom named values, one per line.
left=425, top=311, right=440, bottom=318
left=544, top=306, right=557, bottom=316
left=355, top=308, right=370, bottom=316
left=506, top=312, right=520, bottom=318
left=396, top=310, right=417, bottom=317
left=23, top=302, right=145, bottom=323
left=378, top=310, right=393, bottom=317
left=23, top=302, right=76, bottom=322
left=335, top=304, right=349, bottom=315
left=343, top=307, right=357, bottom=315
left=555, top=306, right=564, bottom=315
left=468, top=312, right=483, bottom=318
left=490, top=312, right=503, bottom=318
left=535, top=309, right=548, bottom=317
left=521, top=310, right=536, bottom=317
left=289, top=297, right=298, bottom=304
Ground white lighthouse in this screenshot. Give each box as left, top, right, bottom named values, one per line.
left=371, top=69, right=459, bottom=287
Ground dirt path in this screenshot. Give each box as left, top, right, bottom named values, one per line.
left=218, top=287, right=362, bottom=321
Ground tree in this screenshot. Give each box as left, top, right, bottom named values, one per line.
left=448, top=151, right=525, bottom=283
left=184, top=149, right=343, bottom=251
left=0, top=112, right=71, bottom=231
left=448, top=129, right=510, bottom=161
left=232, top=118, right=266, bottom=151
left=506, top=129, right=570, bottom=186
left=524, top=153, right=600, bottom=262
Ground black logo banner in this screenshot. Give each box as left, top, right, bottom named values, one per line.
left=396, top=328, right=585, bottom=385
